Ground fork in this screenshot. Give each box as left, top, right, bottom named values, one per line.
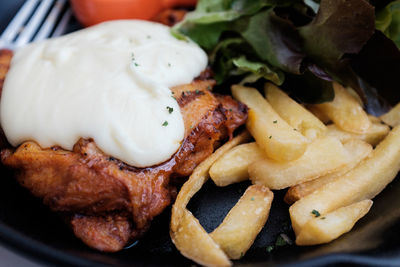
left=0, top=0, right=72, bottom=50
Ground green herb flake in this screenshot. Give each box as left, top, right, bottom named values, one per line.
left=311, top=209, right=321, bottom=217
left=168, top=63, right=171, bottom=67
left=166, top=106, right=174, bottom=114
left=273, top=120, right=278, bottom=124
left=195, top=89, right=200, bottom=94
left=134, top=62, right=139, bottom=67
left=321, top=217, right=326, bottom=220
left=171, top=95, right=176, bottom=100
left=275, top=235, right=287, bottom=247
left=162, top=121, right=168, bottom=127
left=251, top=197, right=255, bottom=201
left=266, top=245, right=274, bottom=253
left=269, top=136, right=272, bottom=139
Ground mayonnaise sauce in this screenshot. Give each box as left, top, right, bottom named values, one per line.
left=0, top=20, right=208, bottom=167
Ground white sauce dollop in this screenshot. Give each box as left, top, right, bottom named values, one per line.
left=0, top=20, right=208, bottom=167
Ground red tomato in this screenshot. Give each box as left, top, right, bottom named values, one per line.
left=70, top=0, right=197, bottom=27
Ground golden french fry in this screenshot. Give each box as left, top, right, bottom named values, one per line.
left=210, top=185, right=273, bottom=259
left=249, top=136, right=352, bottom=190
left=210, top=142, right=265, bottom=187
left=232, top=85, right=308, bottom=162
left=290, top=126, right=400, bottom=235
left=265, top=83, right=326, bottom=140
left=296, top=200, right=372, bottom=246
left=380, top=103, right=400, bottom=127
left=368, top=115, right=381, bottom=124
left=284, top=139, right=372, bottom=204
left=326, top=123, right=389, bottom=146
left=171, top=209, right=231, bottom=267
left=306, top=105, right=331, bottom=124
left=311, top=82, right=371, bottom=134
left=170, top=131, right=251, bottom=267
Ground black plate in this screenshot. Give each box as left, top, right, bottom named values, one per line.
left=2, top=1, right=400, bottom=266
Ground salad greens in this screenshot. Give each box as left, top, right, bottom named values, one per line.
left=173, top=0, right=400, bottom=111
left=376, top=0, right=400, bottom=48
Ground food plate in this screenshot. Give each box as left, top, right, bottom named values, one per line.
left=1, top=1, right=400, bottom=266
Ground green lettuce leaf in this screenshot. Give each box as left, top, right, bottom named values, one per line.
left=232, top=56, right=284, bottom=85
left=375, top=0, right=400, bottom=48
left=234, top=9, right=305, bottom=74
left=298, top=0, right=375, bottom=101
left=173, top=0, right=393, bottom=105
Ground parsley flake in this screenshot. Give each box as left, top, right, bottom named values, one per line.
left=266, top=245, right=274, bottom=253
left=166, top=106, right=173, bottom=114
left=195, top=89, right=200, bottom=94
left=275, top=235, right=287, bottom=247
left=269, top=136, right=272, bottom=139
left=311, top=209, right=321, bottom=217
left=168, top=63, right=171, bottom=67
left=162, top=121, right=168, bottom=127
left=273, top=120, right=278, bottom=124
left=251, top=197, right=255, bottom=201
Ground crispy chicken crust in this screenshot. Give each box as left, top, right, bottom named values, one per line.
left=0, top=53, right=248, bottom=251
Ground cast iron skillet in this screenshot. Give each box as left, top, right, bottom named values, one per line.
left=1, top=1, right=400, bottom=266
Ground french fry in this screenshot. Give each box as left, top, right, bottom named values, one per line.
left=210, top=185, right=273, bottom=259
left=249, top=136, right=352, bottom=190
left=232, top=85, right=308, bottom=162
left=306, top=105, right=331, bottom=124
left=326, top=123, right=389, bottom=146
left=296, top=200, right=372, bottom=246
left=170, top=131, right=251, bottom=267
left=265, top=83, right=326, bottom=140
left=171, top=209, right=231, bottom=267
left=284, top=139, right=372, bottom=204
left=210, top=142, right=265, bottom=187
left=380, top=102, right=400, bottom=127
left=290, top=126, right=400, bottom=235
left=310, top=82, right=371, bottom=134
left=368, top=115, right=381, bottom=124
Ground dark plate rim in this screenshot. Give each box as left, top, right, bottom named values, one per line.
left=1, top=218, right=400, bottom=267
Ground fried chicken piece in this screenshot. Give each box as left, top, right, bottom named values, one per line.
left=70, top=213, right=132, bottom=252
left=1, top=74, right=248, bottom=252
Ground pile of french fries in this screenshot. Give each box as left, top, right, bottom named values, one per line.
left=170, top=81, right=400, bottom=267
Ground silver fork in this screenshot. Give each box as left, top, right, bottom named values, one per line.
left=0, top=0, right=72, bottom=50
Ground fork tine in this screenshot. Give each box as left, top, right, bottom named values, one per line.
left=15, top=0, right=55, bottom=47
left=34, top=0, right=67, bottom=41
left=0, top=0, right=39, bottom=43
left=51, top=8, right=72, bottom=38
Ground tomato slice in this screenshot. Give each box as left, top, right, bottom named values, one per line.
left=70, top=0, right=197, bottom=27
